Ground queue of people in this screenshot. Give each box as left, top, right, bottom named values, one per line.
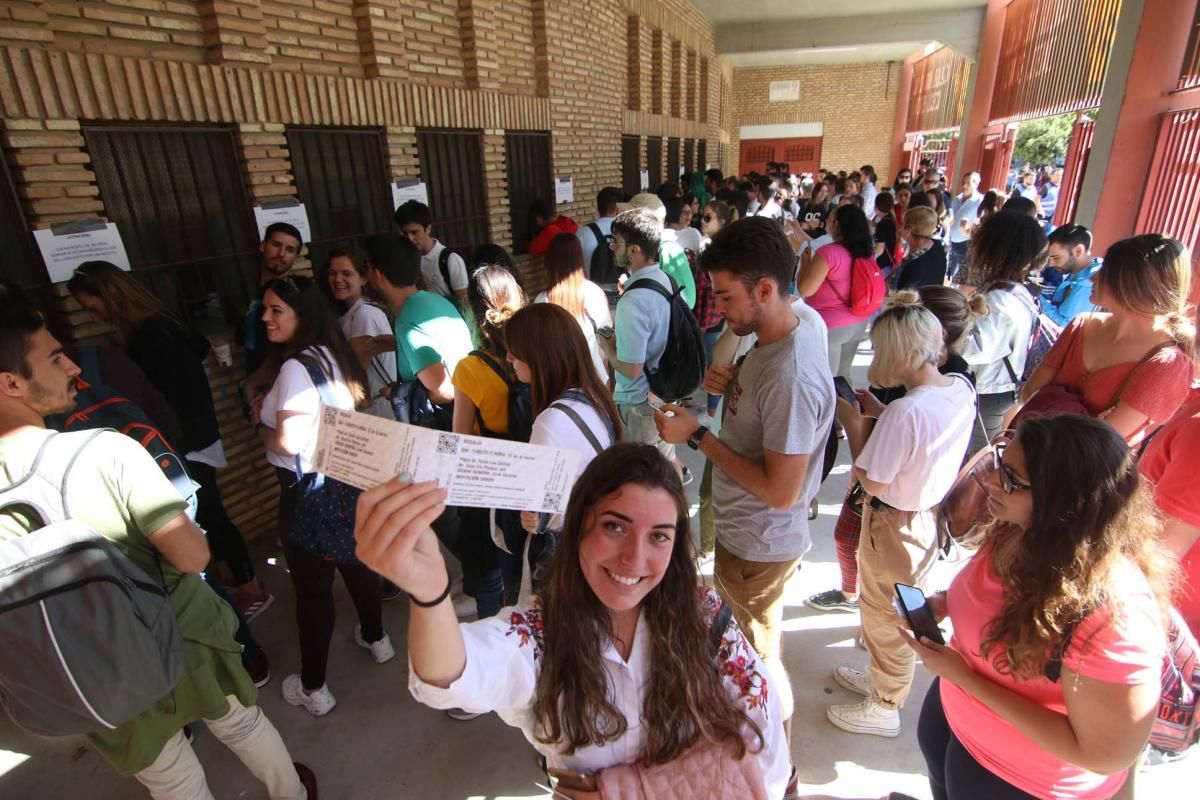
left=1, top=159, right=1198, bottom=800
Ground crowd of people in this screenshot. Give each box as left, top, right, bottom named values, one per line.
left=0, top=154, right=1198, bottom=800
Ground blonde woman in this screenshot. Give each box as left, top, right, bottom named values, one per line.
left=826, top=295, right=976, bottom=738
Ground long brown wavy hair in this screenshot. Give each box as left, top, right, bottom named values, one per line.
left=67, top=260, right=184, bottom=343
left=533, top=443, right=763, bottom=763
left=981, top=415, right=1175, bottom=679
left=505, top=303, right=621, bottom=439
left=1097, top=234, right=1195, bottom=355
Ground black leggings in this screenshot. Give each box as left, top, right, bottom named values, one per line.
left=275, top=467, right=383, bottom=690
left=918, top=679, right=1039, bottom=800
left=190, top=460, right=256, bottom=585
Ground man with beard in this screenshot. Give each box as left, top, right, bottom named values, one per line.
left=0, top=307, right=315, bottom=798
left=242, top=222, right=302, bottom=384
left=655, top=218, right=834, bottom=788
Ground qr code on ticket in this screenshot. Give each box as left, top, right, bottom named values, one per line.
left=543, top=491, right=562, bottom=511
left=436, top=433, right=459, bottom=456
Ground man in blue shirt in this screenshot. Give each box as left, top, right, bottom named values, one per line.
left=1044, top=224, right=1103, bottom=326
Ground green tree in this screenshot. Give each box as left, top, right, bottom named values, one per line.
left=1014, top=113, right=1075, bottom=167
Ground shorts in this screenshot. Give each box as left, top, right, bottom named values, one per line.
left=617, top=400, right=674, bottom=461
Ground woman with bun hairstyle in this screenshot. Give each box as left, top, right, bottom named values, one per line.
left=450, top=265, right=527, bottom=620
left=825, top=293, right=977, bottom=738
left=1014, top=234, right=1194, bottom=446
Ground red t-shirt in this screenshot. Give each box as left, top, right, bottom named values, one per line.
left=940, top=546, right=1164, bottom=800
left=1138, top=385, right=1200, bottom=634
left=1041, top=314, right=1193, bottom=445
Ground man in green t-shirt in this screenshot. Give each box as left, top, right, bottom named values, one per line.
left=0, top=306, right=314, bottom=797
left=364, top=233, right=473, bottom=403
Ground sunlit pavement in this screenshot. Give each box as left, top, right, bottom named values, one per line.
left=1, top=343, right=1193, bottom=798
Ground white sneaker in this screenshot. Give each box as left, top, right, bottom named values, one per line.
left=833, top=666, right=871, bottom=697
left=281, top=674, right=336, bottom=717
left=445, top=709, right=483, bottom=721
left=826, top=698, right=900, bottom=737
left=354, top=625, right=396, bottom=664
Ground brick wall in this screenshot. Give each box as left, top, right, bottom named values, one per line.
left=0, top=0, right=731, bottom=542
left=730, top=62, right=901, bottom=178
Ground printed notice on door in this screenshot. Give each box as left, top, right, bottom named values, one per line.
left=312, top=407, right=579, bottom=514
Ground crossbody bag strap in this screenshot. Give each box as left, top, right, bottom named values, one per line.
left=708, top=600, right=734, bottom=655
left=548, top=401, right=606, bottom=454
left=1107, top=340, right=1179, bottom=412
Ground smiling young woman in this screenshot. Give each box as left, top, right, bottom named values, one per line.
left=354, top=443, right=791, bottom=798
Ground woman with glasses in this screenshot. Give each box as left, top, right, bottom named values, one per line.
left=825, top=295, right=976, bottom=738
left=1012, top=234, right=1194, bottom=446
left=904, top=415, right=1171, bottom=800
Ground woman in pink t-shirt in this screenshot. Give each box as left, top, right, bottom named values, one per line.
left=796, top=204, right=876, bottom=378
left=902, top=415, right=1170, bottom=800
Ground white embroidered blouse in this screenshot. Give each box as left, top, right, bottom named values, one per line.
left=408, top=589, right=790, bottom=796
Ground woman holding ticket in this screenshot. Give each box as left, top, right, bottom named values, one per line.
left=355, top=443, right=789, bottom=798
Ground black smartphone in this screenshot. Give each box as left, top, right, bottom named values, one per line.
left=833, top=376, right=860, bottom=408
left=894, top=583, right=945, bottom=645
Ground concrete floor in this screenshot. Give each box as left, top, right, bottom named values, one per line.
left=2, top=348, right=1194, bottom=798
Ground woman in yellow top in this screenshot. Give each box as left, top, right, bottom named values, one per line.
left=450, top=265, right=527, bottom=620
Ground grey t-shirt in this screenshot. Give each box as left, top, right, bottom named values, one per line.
left=714, top=319, right=834, bottom=562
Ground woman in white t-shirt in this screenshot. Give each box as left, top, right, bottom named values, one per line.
left=533, top=232, right=613, bottom=386
left=501, top=302, right=622, bottom=602
left=253, top=275, right=393, bottom=718
left=825, top=294, right=976, bottom=740
left=325, top=245, right=396, bottom=419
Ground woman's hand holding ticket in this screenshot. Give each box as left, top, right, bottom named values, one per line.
left=355, top=475, right=449, bottom=600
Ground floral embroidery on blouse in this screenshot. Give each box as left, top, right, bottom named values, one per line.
left=505, top=598, right=545, bottom=660
left=701, top=588, right=770, bottom=713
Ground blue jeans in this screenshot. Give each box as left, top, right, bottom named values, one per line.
left=457, top=506, right=503, bottom=618
left=703, top=326, right=723, bottom=413
left=204, top=576, right=264, bottom=668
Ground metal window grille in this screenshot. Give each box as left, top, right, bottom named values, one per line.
left=285, top=127, right=390, bottom=259
left=83, top=124, right=259, bottom=322
left=746, top=144, right=773, bottom=164
left=505, top=131, right=553, bottom=255
left=0, top=130, right=43, bottom=286
left=416, top=128, right=489, bottom=258
left=990, top=0, right=1122, bottom=125
left=666, top=138, right=680, bottom=183
left=906, top=46, right=972, bottom=135
left=683, top=139, right=694, bottom=176
left=621, top=135, right=641, bottom=197
left=784, top=144, right=815, bottom=162
left=1053, top=117, right=1097, bottom=226
left=698, top=139, right=708, bottom=171
left=647, top=137, right=662, bottom=189
left=1137, top=109, right=1200, bottom=260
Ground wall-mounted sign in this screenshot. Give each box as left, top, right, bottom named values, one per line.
left=769, top=80, right=801, bottom=102
left=254, top=198, right=312, bottom=244
left=555, top=177, right=574, bottom=205
left=391, top=178, right=429, bottom=209
left=34, top=219, right=130, bottom=283
left=639, top=170, right=649, bottom=190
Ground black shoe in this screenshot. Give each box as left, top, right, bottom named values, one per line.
left=246, top=651, right=271, bottom=688
left=381, top=579, right=403, bottom=602
left=295, top=762, right=318, bottom=800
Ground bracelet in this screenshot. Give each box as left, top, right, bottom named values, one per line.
left=410, top=577, right=452, bottom=608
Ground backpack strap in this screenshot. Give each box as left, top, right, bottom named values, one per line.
left=548, top=391, right=609, bottom=455
left=588, top=222, right=604, bottom=244
left=438, top=248, right=454, bottom=295
left=625, top=273, right=678, bottom=304
left=466, top=350, right=513, bottom=437
left=708, top=598, right=734, bottom=655
left=1108, top=341, right=1179, bottom=411
left=0, top=429, right=109, bottom=526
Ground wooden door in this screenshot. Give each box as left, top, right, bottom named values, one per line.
left=738, top=136, right=822, bottom=176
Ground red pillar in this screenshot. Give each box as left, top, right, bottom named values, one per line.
left=959, top=0, right=1008, bottom=172
left=889, top=55, right=917, bottom=184
left=1087, top=0, right=1196, bottom=253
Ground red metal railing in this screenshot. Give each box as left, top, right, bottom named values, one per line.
left=990, top=0, right=1122, bottom=125
left=1179, top=2, right=1200, bottom=91
left=1054, top=116, right=1096, bottom=226
left=1137, top=109, right=1200, bottom=259
left=907, top=47, right=971, bottom=135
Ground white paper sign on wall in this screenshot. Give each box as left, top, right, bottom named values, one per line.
left=391, top=179, right=429, bottom=209
left=769, top=80, right=800, bottom=102
left=254, top=199, right=313, bottom=244
left=34, top=220, right=131, bottom=283
left=639, top=170, right=649, bottom=190
left=555, top=177, right=574, bottom=205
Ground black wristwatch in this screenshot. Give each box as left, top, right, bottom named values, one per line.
left=687, top=425, right=709, bottom=451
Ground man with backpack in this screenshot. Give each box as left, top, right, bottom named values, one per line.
left=577, top=186, right=622, bottom=295
left=0, top=308, right=314, bottom=798
left=599, top=207, right=694, bottom=481
left=655, top=218, right=835, bottom=792
left=394, top=199, right=469, bottom=307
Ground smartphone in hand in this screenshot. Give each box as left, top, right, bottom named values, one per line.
left=833, top=376, right=860, bottom=408
left=647, top=392, right=665, bottom=412
left=894, top=583, right=946, bottom=645
left=596, top=326, right=614, bottom=339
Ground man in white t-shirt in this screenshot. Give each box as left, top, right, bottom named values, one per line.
left=752, top=176, right=782, bottom=219
left=948, top=171, right=983, bottom=284
left=663, top=197, right=703, bottom=254
left=394, top=200, right=469, bottom=305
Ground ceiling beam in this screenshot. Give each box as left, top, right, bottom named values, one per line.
left=715, top=8, right=987, bottom=61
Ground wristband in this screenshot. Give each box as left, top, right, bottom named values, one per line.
left=410, top=577, right=452, bottom=608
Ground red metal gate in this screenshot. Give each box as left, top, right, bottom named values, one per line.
left=1137, top=108, right=1200, bottom=263
left=1054, top=115, right=1096, bottom=226
left=979, top=128, right=1016, bottom=194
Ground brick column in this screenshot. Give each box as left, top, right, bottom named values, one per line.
left=198, top=0, right=269, bottom=65
left=626, top=15, right=642, bottom=111
left=460, top=0, right=502, bottom=91
left=236, top=123, right=296, bottom=203
left=0, top=1, right=53, bottom=47
left=685, top=49, right=697, bottom=121
left=5, top=121, right=101, bottom=226
left=532, top=0, right=550, bottom=97
left=651, top=29, right=665, bottom=115
left=353, top=0, right=406, bottom=78
left=670, top=39, right=682, bottom=118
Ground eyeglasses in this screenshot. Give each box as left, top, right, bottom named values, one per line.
left=702, top=214, right=715, bottom=223
left=992, top=441, right=1032, bottom=494
left=923, top=179, right=939, bottom=186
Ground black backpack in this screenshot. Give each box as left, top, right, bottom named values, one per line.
left=468, top=350, right=534, bottom=442
left=587, top=223, right=620, bottom=289
left=626, top=274, right=706, bottom=402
